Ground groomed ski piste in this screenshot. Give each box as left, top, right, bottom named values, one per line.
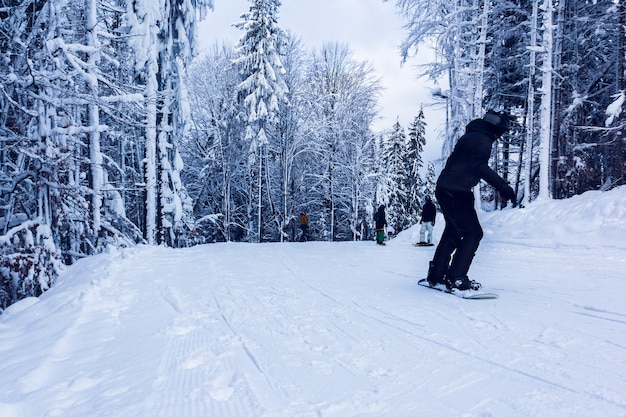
left=1, top=187, right=626, bottom=417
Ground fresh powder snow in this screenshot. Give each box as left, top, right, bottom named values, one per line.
left=1, top=188, right=625, bottom=417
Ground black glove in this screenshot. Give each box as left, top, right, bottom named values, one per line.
left=501, top=185, right=516, bottom=206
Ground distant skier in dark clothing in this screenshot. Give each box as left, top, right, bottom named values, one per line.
left=418, top=196, right=437, bottom=245
left=299, top=211, right=309, bottom=242
left=373, top=205, right=387, bottom=245
left=426, top=111, right=516, bottom=291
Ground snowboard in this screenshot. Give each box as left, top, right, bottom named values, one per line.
left=413, top=242, right=434, bottom=247
left=417, top=279, right=499, bottom=299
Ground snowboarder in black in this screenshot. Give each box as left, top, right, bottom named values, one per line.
left=417, top=196, right=437, bottom=245
left=373, top=205, right=387, bottom=245
left=426, top=111, right=516, bottom=290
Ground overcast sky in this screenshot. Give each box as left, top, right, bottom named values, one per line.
left=197, top=0, right=446, bottom=164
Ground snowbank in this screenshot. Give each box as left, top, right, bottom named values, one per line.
left=394, top=186, right=626, bottom=249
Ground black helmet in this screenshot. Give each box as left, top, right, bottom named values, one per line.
left=483, top=110, right=510, bottom=137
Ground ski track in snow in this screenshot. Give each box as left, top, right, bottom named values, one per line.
left=2, top=201, right=626, bottom=416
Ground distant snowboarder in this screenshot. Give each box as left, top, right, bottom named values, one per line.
left=426, top=110, right=516, bottom=291
left=417, top=196, right=436, bottom=245
left=373, top=205, right=387, bottom=246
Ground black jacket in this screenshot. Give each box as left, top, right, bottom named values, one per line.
left=436, top=119, right=509, bottom=194
left=374, top=208, right=386, bottom=230
left=420, top=200, right=436, bottom=223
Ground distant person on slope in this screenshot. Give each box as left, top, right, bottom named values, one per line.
left=299, top=211, right=309, bottom=242
left=426, top=110, right=516, bottom=291
left=417, top=196, right=437, bottom=245
left=373, top=205, right=387, bottom=246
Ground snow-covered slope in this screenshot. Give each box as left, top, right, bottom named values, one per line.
left=1, top=188, right=625, bottom=417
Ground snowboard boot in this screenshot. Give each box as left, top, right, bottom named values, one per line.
left=446, top=276, right=482, bottom=291
left=426, top=261, right=447, bottom=288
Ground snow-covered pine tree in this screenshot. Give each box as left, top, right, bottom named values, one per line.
left=126, top=0, right=212, bottom=246
left=381, top=118, right=409, bottom=233
left=0, top=221, right=62, bottom=310
left=234, top=0, right=289, bottom=242
left=404, top=108, right=427, bottom=226
left=0, top=1, right=80, bottom=305
left=423, top=161, right=437, bottom=199
left=82, top=0, right=147, bottom=251
left=2, top=6, right=75, bottom=257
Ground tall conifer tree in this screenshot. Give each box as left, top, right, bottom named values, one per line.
left=405, top=108, right=427, bottom=226
left=381, top=119, right=408, bottom=232
left=234, top=0, right=288, bottom=242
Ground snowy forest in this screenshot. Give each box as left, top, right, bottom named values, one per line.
left=1, top=0, right=624, bottom=310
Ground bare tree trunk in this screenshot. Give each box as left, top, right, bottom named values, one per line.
left=144, top=70, right=158, bottom=244
left=473, top=0, right=488, bottom=118
left=613, top=0, right=625, bottom=187
left=257, top=145, right=263, bottom=242
left=538, top=0, right=554, bottom=200
left=86, top=0, right=102, bottom=242
left=551, top=0, right=565, bottom=198
left=524, top=0, right=539, bottom=205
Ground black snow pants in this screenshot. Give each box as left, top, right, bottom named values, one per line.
left=430, top=187, right=484, bottom=281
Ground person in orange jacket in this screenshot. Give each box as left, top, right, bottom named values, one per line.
left=299, top=211, right=309, bottom=242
